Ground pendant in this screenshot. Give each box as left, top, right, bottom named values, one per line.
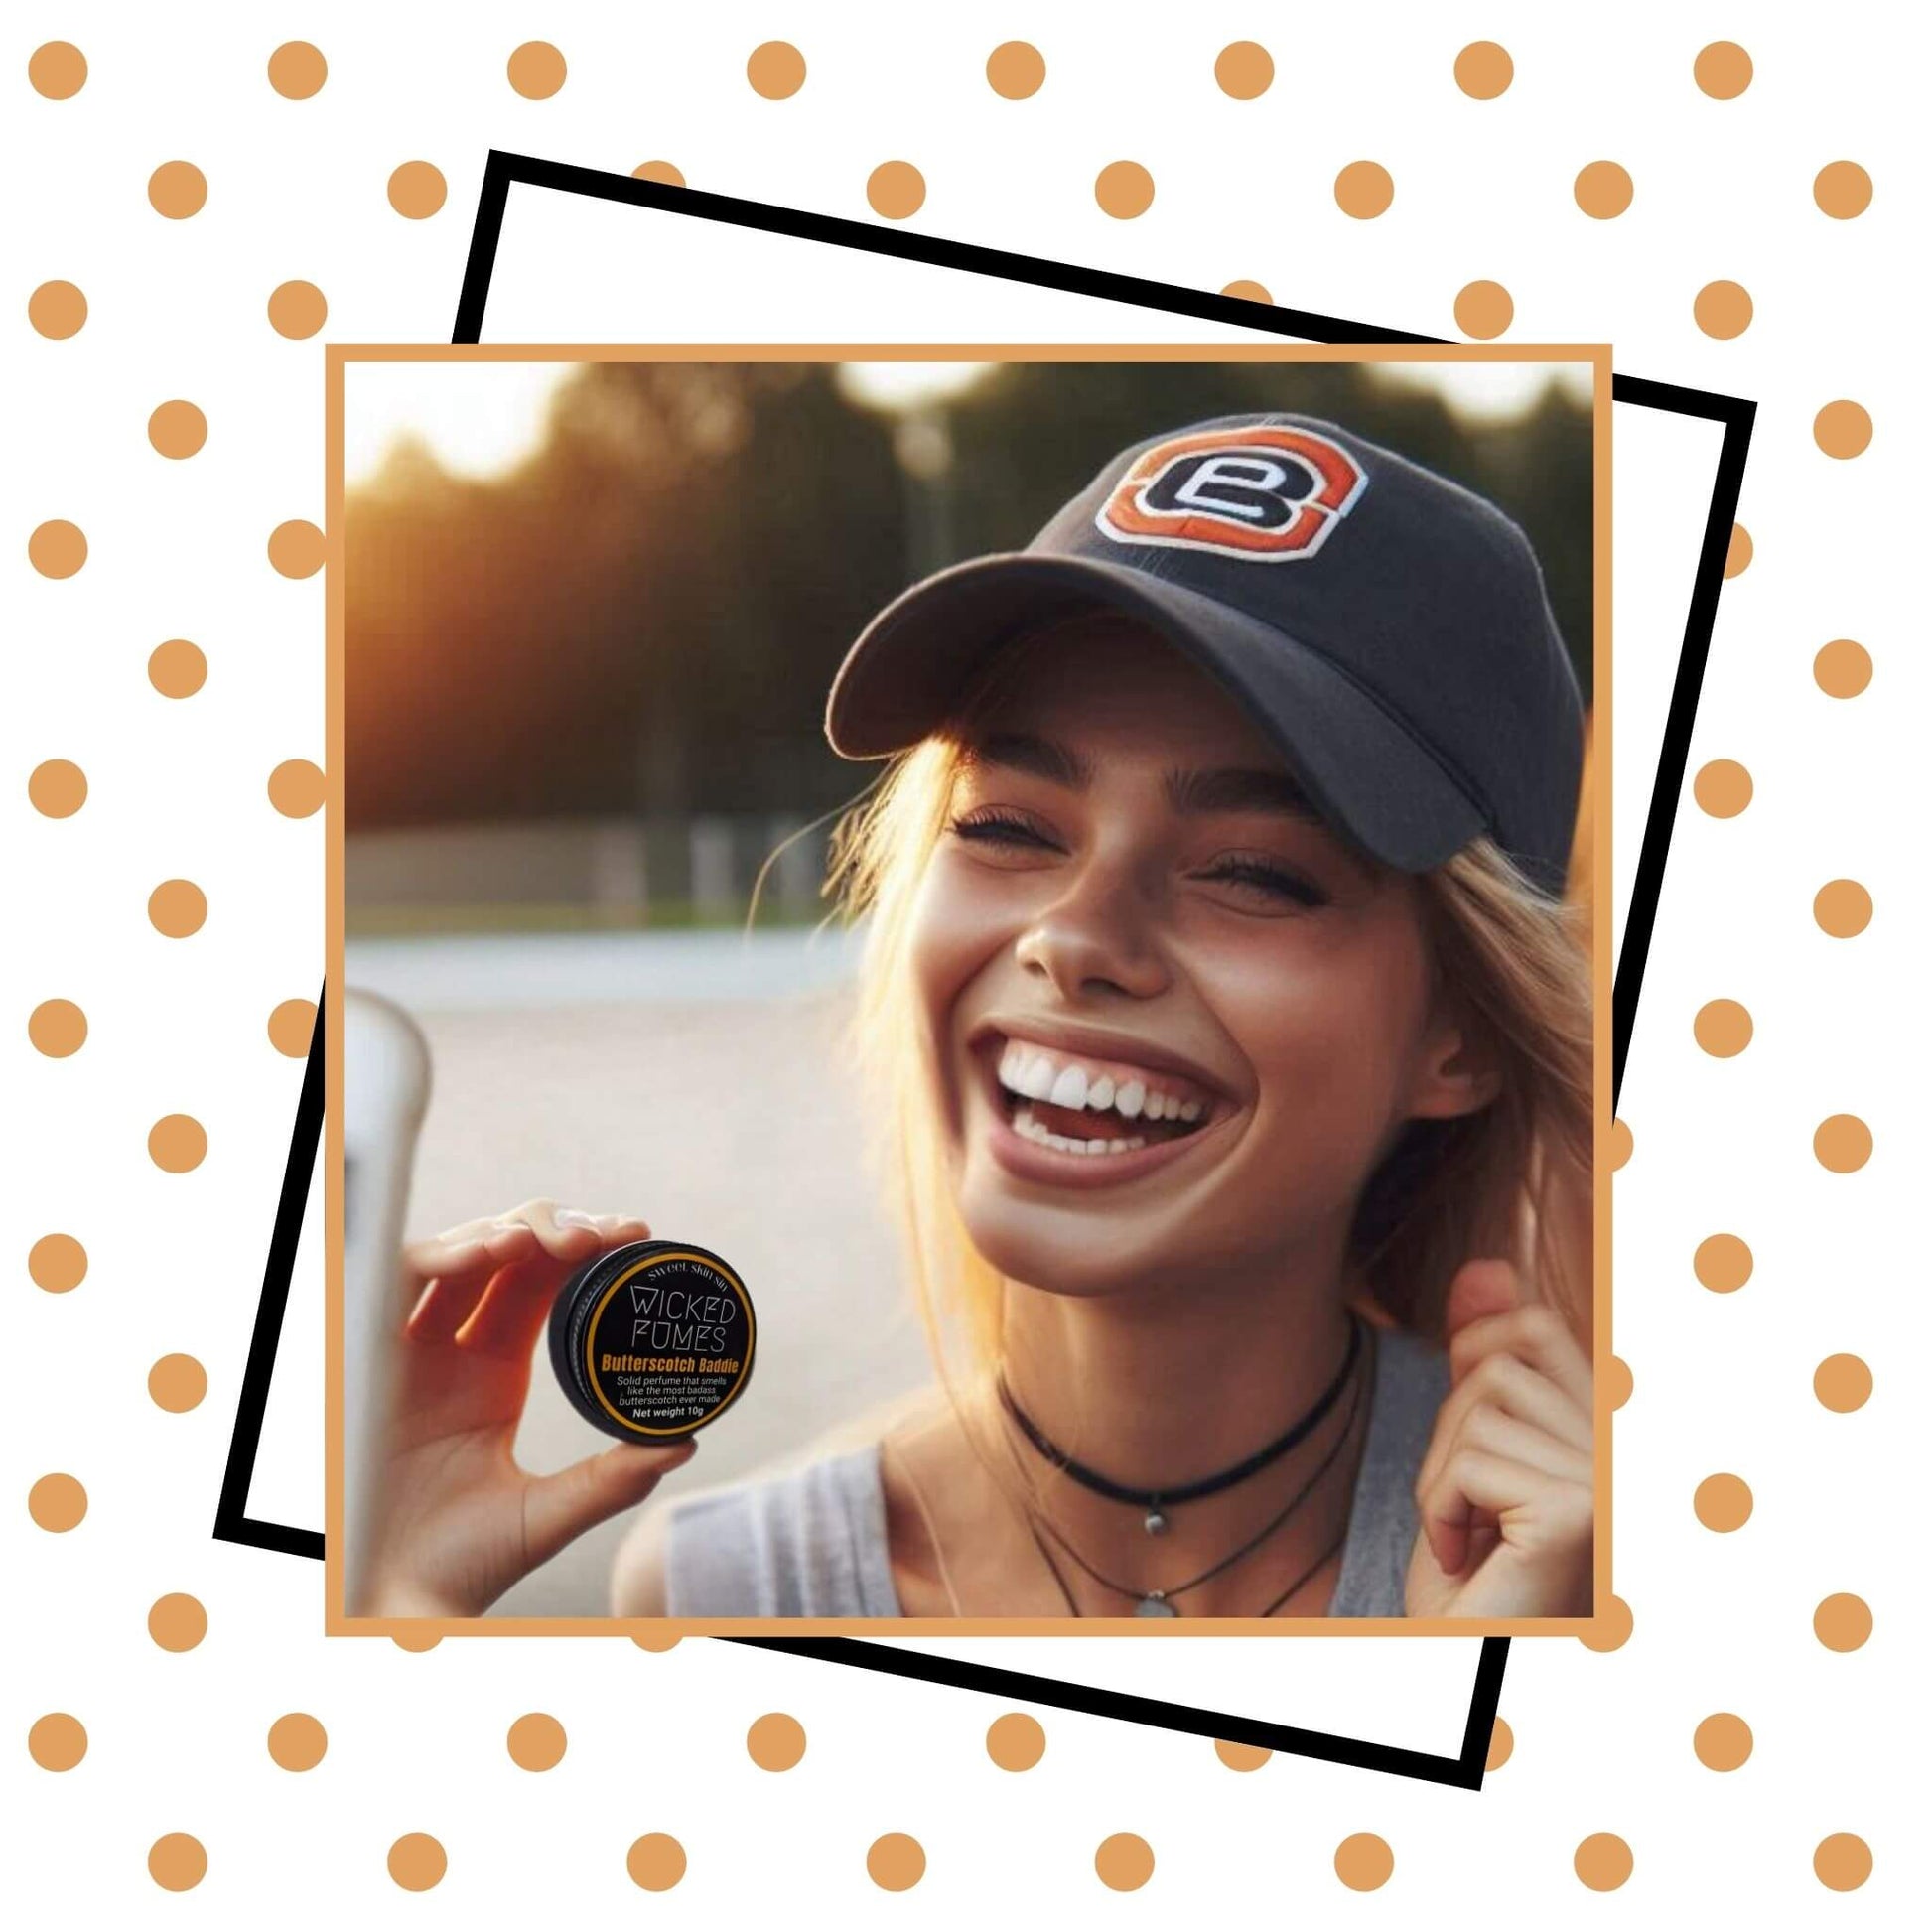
left=1144, top=1508, right=1169, bottom=1535
left=1135, top=1592, right=1177, bottom=1617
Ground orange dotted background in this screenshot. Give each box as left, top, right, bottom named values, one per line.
left=13, top=6, right=1909, bottom=1912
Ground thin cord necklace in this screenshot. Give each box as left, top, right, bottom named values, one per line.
left=996, top=1311, right=1361, bottom=1534
left=1005, top=1324, right=1372, bottom=1617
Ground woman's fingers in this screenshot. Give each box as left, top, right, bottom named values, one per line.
left=1415, top=1352, right=1592, bottom=1502
left=1417, top=1447, right=1590, bottom=1581
left=1447, top=1300, right=1592, bottom=1417
left=521, top=1440, right=697, bottom=1574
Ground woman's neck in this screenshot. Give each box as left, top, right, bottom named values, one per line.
left=981, top=1235, right=1370, bottom=1613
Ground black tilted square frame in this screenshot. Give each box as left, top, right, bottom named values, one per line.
left=217, top=150, right=1753, bottom=1791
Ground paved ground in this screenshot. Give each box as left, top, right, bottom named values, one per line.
left=374, top=957, right=938, bottom=1616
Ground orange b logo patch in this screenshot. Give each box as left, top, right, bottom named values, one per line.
left=1094, top=425, right=1367, bottom=561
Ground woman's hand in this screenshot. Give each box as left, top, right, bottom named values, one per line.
left=1404, top=1257, right=1594, bottom=1619
left=356, top=1199, right=696, bottom=1619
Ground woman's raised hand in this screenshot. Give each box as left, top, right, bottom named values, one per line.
left=1404, top=1258, right=1594, bottom=1619
left=357, top=1199, right=696, bottom=1619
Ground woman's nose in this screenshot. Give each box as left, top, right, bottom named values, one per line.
left=1013, top=861, right=1170, bottom=1002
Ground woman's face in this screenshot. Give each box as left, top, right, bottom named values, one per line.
left=906, top=616, right=1490, bottom=1300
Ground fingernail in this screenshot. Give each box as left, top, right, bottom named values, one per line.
left=555, top=1209, right=601, bottom=1232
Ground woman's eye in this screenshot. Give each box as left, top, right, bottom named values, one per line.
left=946, top=808, right=1057, bottom=851
left=1196, top=857, right=1329, bottom=910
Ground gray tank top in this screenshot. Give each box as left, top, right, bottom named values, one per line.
left=663, top=1322, right=1449, bottom=1617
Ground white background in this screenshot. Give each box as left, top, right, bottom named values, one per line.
left=8, top=0, right=1918, bottom=1917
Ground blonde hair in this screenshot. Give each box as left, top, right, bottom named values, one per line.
left=820, top=624, right=1594, bottom=1474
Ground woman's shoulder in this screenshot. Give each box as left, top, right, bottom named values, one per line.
left=643, top=1441, right=904, bottom=1618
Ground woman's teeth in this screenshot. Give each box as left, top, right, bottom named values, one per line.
left=1012, top=1105, right=1148, bottom=1156
left=996, top=1039, right=1209, bottom=1127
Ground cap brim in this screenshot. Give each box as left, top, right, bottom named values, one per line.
left=823, top=552, right=1486, bottom=876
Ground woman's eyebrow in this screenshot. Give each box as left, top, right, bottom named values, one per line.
left=965, top=732, right=1319, bottom=821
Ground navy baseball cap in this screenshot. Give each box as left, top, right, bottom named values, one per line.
left=823, top=411, right=1587, bottom=898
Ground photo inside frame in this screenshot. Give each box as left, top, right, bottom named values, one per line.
left=329, top=348, right=1601, bottom=1641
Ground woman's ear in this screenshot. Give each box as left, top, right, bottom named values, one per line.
left=1406, top=1005, right=1504, bottom=1124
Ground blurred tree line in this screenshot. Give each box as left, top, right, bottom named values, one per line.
left=345, top=360, right=1591, bottom=831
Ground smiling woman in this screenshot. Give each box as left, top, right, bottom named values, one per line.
left=613, top=409, right=1596, bottom=1622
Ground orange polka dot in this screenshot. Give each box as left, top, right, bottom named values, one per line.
left=986, top=42, right=1045, bottom=100
left=1694, top=1713, right=1752, bottom=1770
left=269, top=759, right=327, bottom=818
left=1609, top=1118, right=1632, bottom=1170
left=1814, top=638, right=1871, bottom=699
left=1574, top=162, right=1633, bottom=219
left=148, top=162, right=207, bottom=219
left=1334, top=161, right=1394, bottom=219
left=29, top=1713, right=88, bottom=1770
left=1694, top=1473, right=1752, bottom=1532
left=1214, top=42, right=1274, bottom=99
left=29, top=1000, right=87, bottom=1058
left=149, top=1355, right=207, bottom=1413
left=392, top=1626, right=441, bottom=1652
left=30, top=1233, right=87, bottom=1294
left=1814, top=1353, right=1872, bottom=1413
left=1813, top=162, right=1872, bottom=219
left=1814, top=1592, right=1870, bottom=1651
left=1605, top=1356, right=1632, bottom=1409
left=150, top=639, right=207, bottom=698
left=149, top=1592, right=207, bottom=1651
left=387, top=163, right=447, bottom=219
left=269, top=999, right=318, bottom=1056
left=29, top=42, right=88, bottom=99
left=1813, top=880, right=1871, bottom=938
left=1454, top=43, right=1512, bottom=99
left=1095, top=1833, right=1155, bottom=1891
left=268, top=520, right=325, bottom=578
left=1813, top=1834, right=1871, bottom=1891
left=268, top=43, right=327, bottom=100
left=149, top=881, right=207, bottom=938
left=388, top=1834, right=447, bottom=1891
left=29, top=521, right=87, bottom=578
left=632, top=161, right=685, bottom=187
left=747, top=42, right=806, bottom=99
left=29, top=1473, right=87, bottom=1531
left=268, top=1713, right=328, bottom=1769
left=1814, top=401, right=1871, bottom=459
left=1214, top=1738, right=1271, bottom=1771
left=1220, top=280, right=1272, bottom=304
left=1725, top=522, right=1751, bottom=577
left=1814, top=1114, right=1872, bottom=1173
left=1333, top=1833, right=1393, bottom=1891
left=1486, top=1717, right=1514, bottom=1770
left=1693, top=998, right=1751, bottom=1057
left=627, top=1834, right=687, bottom=1890
left=1695, top=1233, right=1753, bottom=1294
left=1695, top=281, right=1752, bottom=339
left=29, top=281, right=87, bottom=339
left=507, top=1713, right=567, bottom=1769
left=1580, top=1594, right=1632, bottom=1652
left=746, top=1712, right=805, bottom=1770
left=986, top=1713, right=1045, bottom=1770
left=867, top=162, right=925, bottom=220
left=149, top=1834, right=207, bottom=1892
left=508, top=42, right=566, bottom=98
left=30, top=759, right=87, bottom=817
left=1574, top=1833, right=1632, bottom=1890
left=268, top=282, right=328, bottom=339
left=149, top=399, right=207, bottom=458
left=1454, top=281, right=1513, bottom=339
left=1693, top=758, right=1752, bottom=816
left=149, top=1115, right=207, bottom=1173
left=867, top=1833, right=925, bottom=1890
left=1694, top=42, right=1752, bottom=100
left=1095, top=162, right=1155, bottom=219
left=631, top=1626, right=680, bottom=1651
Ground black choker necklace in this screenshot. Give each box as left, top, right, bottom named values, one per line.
left=995, top=1313, right=1364, bottom=1535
